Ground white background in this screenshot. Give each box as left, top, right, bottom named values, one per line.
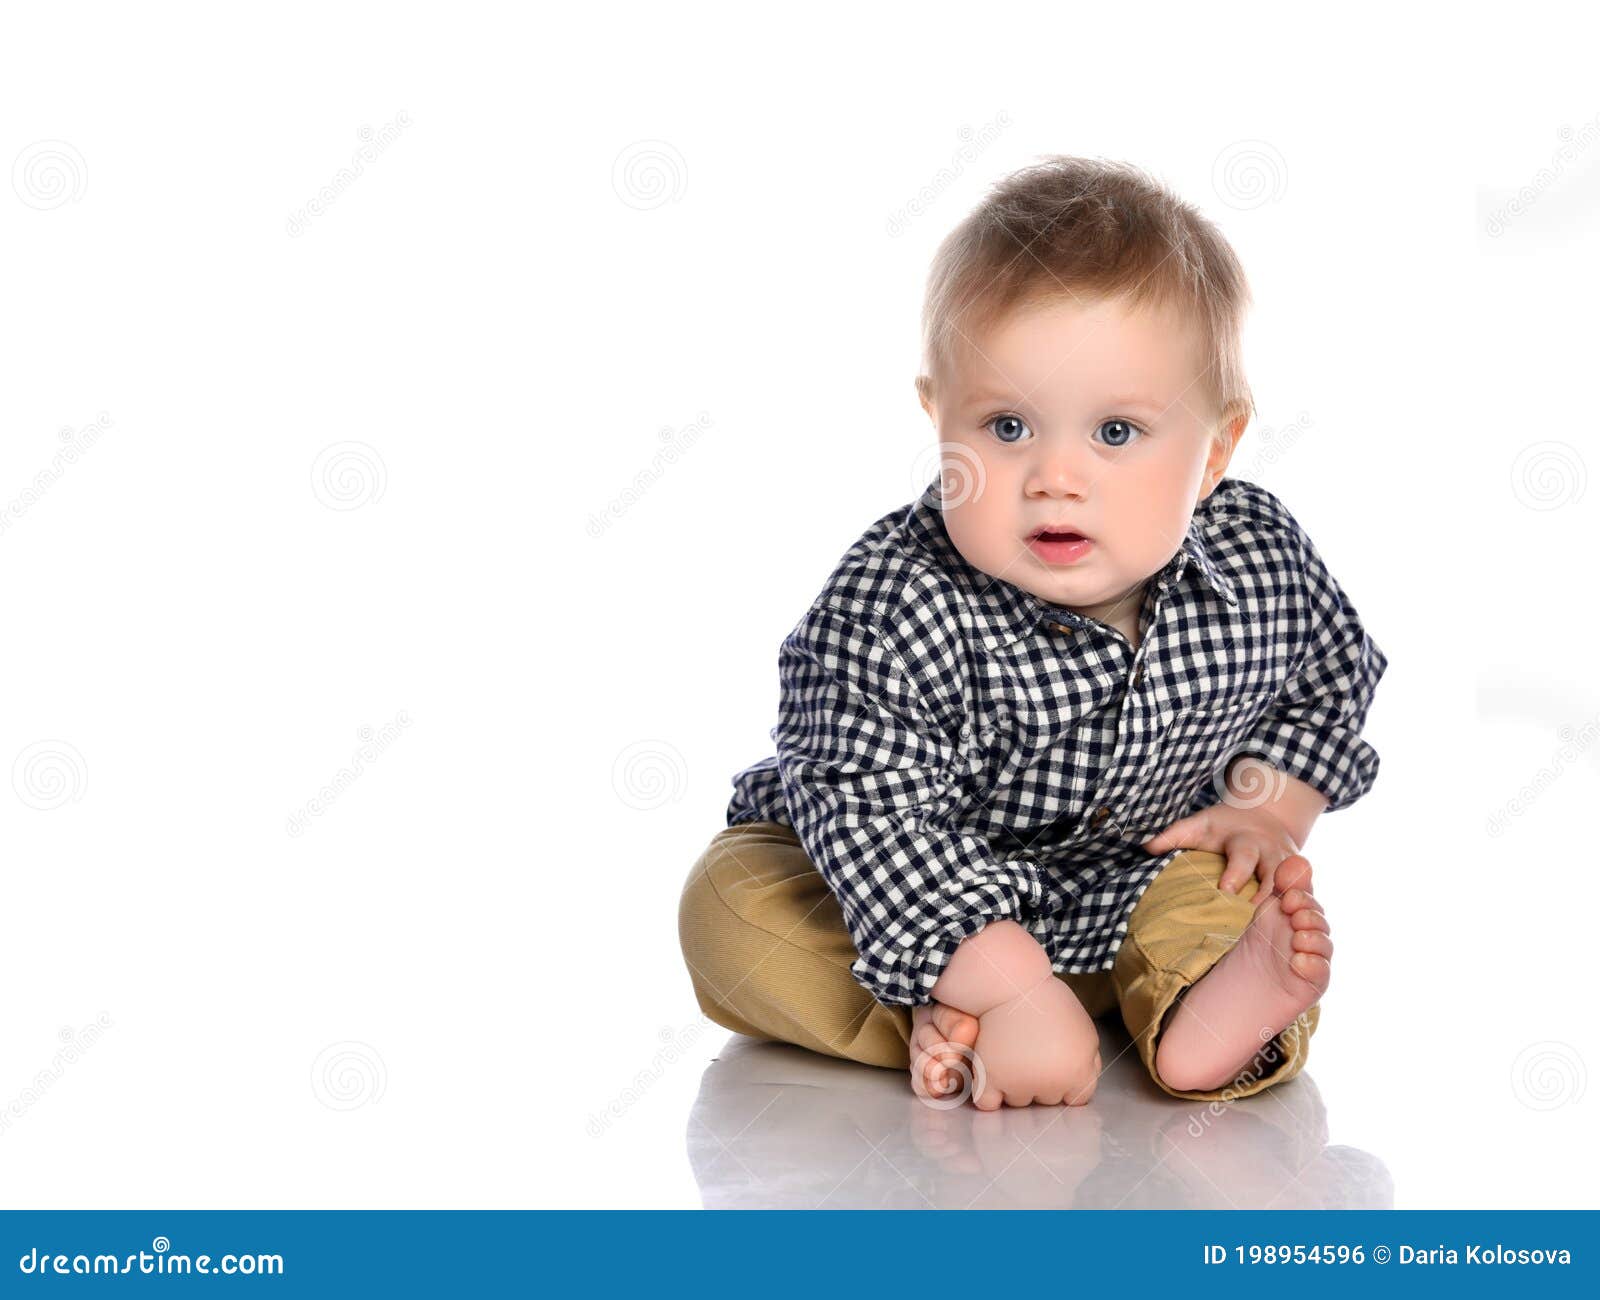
left=0, top=1, right=1594, bottom=1209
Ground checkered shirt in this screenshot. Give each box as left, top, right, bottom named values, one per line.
left=725, top=475, right=1388, bottom=1007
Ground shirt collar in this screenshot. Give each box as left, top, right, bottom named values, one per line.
left=901, top=478, right=1239, bottom=651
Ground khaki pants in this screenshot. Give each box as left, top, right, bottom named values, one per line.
left=678, top=820, right=1318, bottom=1102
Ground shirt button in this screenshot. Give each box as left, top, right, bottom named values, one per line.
left=1048, top=622, right=1075, bottom=636
left=1131, top=664, right=1144, bottom=687
left=1093, top=806, right=1111, bottom=823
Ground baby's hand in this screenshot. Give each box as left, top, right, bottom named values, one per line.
left=969, top=974, right=1101, bottom=1110
left=1142, top=803, right=1303, bottom=895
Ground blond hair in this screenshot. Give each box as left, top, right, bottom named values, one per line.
left=917, top=155, right=1254, bottom=431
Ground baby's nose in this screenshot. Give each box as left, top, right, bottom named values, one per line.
left=1024, top=445, right=1093, bottom=497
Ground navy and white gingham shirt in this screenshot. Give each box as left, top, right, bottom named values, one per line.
left=726, top=475, right=1388, bottom=1008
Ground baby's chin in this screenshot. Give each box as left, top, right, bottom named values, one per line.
left=1013, top=562, right=1154, bottom=612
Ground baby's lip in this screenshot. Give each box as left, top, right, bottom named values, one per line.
left=1028, top=523, right=1092, bottom=540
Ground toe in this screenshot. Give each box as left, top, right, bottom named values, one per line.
left=1291, top=929, right=1334, bottom=958
left=1279, top=886, right=1318, bottom=915
left=1289, top=905, right=1330, bottom=932
left=1275, top=854, right=1313, bottom=895
left=931, top=1002, right=980, bottom=1047
left=1290, top=952, right=1331, bottom=985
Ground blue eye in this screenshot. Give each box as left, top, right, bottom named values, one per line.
left=986, top=413, right=1031, bottom=443
left=1095, top=418, right=1145, bottom=447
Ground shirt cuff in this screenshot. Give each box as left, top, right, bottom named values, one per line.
left=849, top=855, right=1045, bottom=1008
left=1230, top=718, right=1381, bottom=814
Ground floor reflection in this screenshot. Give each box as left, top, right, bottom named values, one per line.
left=686, top=1023, right=1391, bottom=1209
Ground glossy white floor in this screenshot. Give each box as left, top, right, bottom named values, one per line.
left=684, top=1028, right=1388, bottom=1211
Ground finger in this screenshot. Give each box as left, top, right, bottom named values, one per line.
left=1218, top=844, right=1259, bottom=894
left=974, top=1085, right=1003, bottom=1112
left=1256, top=853, right=1282, bottom=893
left=1143, top=812, right=1206, bottom=853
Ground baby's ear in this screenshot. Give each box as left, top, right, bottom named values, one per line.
left=914, top=374, right=936, bottom=420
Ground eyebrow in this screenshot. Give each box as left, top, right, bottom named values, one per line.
left=960, top=390, right=1171, bottom=414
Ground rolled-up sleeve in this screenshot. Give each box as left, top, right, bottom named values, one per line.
left=1230, top=532, right=1389, bottom=813
left=774, top=601, right=1044, bottom=1007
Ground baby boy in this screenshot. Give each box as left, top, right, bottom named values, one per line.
left=678, top=156, right=1387, bottom=1110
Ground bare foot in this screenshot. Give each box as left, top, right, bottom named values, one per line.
left=1153, top=855, right=1331, bottom=1094
left=909, top=1001, right=981, bottom=1104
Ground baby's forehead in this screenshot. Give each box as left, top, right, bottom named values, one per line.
left=939, top=294, right=1209, bottom=399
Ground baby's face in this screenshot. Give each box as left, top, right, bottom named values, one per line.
left=920, top=293, right=1240, bottom=630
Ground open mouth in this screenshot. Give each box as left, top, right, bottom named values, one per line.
left=1027, top=526, right=1094, bottom=564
